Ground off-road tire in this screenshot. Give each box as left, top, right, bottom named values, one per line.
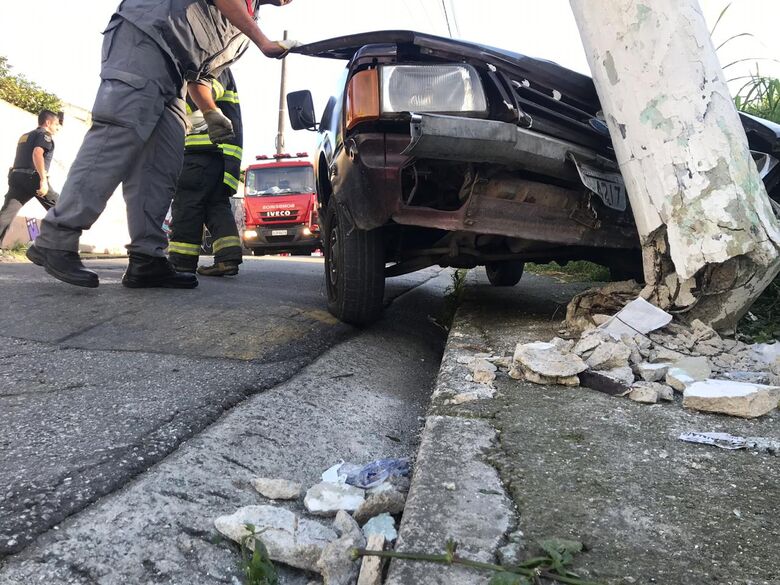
left=485, top=260, right=525, bottom=287
left=323, top=201, right=385, bottom=325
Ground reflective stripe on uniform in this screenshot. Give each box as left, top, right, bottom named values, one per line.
left=212, top=235, right=242, bottom=253
left=211, top=78, right=226, bottom=101
left=185, top=102, right=193, bottom=115
left=217, top=90, right=239, bottom=104
left=168, top=241, right=201, bottom=255
left=223, top=172, right=239, bottom=190
left=219, top=144, right=243, bottom=160
left=184, top=133, right=213, bottom=148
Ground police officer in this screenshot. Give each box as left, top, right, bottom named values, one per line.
left=168, top=68, right=244, bottom=276
left=27, top=0, right=295, bottom=289
left=0, top=110, right=62, bottom=246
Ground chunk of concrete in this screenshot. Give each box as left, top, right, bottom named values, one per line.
left=586, top=342, right=632, bottom=370
left=628, top=384, right=659, bottom=404
left=579, top=370, right=632, bottom=396
left=251, top=478, right=303, bottom=501
left=357, top=534, right=386, bottom=585
left=666, top=357, right=712, bottom=391
left=362, top=513, right=397, bottom=543
left=599, top=297, right=673, bottom=339
left=214, top=505, right=336, bottom=572
left=471, top=358, right=497, bottom=385
left=513, top=341, right=587, bottom=386
left=635, top=362, right=670, bottom=382
left=593, top=366, right=635, bottom=386
left=683, top=380, right=780, bottom=418
left=305, top=482, right=365, bottom=516
left=317, top=516, right=366, bottom=585
left=354, top=489, right=406, bottom=526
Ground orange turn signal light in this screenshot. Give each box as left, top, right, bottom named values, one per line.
left=346, top=69, right=380, bottom=130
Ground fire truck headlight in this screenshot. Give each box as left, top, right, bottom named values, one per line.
left=244, top=230, right=258, bottom=239
left=302, top=227, right=312, bottom=236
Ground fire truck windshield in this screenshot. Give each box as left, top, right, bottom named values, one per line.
left=246, top=166, right=315, bottom=197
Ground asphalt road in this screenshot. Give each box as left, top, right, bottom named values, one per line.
left=0, top=255, right=450, bottom=576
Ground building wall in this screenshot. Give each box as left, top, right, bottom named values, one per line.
left=0, top=99, right=129, bottom=253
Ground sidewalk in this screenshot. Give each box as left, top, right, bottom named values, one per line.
left=389, top=270, right=780, bottom=585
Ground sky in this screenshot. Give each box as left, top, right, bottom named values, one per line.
left=1, top=0, right=778, bottom=168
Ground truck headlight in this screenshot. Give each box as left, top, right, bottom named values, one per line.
left=381, top=64, right=487, bottom=114
left=244, top=230, right=258, bottom=239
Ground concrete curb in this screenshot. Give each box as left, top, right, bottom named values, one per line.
left=386, top=277, right=514, bottom=585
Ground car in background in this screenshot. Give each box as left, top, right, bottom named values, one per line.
left=287, top=31, right=780, bottom=325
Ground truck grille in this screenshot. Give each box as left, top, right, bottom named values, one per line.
left=259, top=211, right=300, bottom=223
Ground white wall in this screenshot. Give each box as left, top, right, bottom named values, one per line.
left=0, top=99, right=129, bottom=254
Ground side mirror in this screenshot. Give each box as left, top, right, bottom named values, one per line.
left=287, top=90, right=317, bottom=130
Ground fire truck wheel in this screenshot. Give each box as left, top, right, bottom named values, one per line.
left=485, top=260, right=525, bottom=287
left=323, top=201, right=385, bottom=325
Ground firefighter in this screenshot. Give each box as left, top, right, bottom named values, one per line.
left=26, top=0, right=295, bottom=289
left=169, top=69, right=244, bottom=277
left=0, top=110, right=62, bottom=246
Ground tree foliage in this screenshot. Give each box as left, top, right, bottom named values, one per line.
left=0, top=55, right=62, bottom=115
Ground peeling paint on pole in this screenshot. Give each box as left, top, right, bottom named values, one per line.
left=570, top=0, right=780, bottom=330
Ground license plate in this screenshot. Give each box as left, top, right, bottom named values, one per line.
left=569, top=154, right=628, bottom=212
left=271, top=230, right=288, bottom=236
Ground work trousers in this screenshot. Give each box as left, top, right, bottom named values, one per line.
left=0, top=170, right=58, bottom=244
left=36, top=17, right=186, bottom=257
left=169, top=151, right=242, bottom=271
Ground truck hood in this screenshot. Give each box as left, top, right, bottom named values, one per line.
left=292, top=30, right=600, bottom=110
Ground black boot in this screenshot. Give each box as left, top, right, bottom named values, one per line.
left=122, top=253, right=198, bottom=289
left=27, top=244, right=99, bottom=288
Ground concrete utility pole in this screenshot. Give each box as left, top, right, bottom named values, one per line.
left=570, top=0, right=780, bottom=331
left=275, top=30, right=289, bottom=156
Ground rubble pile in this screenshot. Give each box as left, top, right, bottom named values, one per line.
left=214, top=458, right=411, bottom=585
left=466, top=289, right=780, bottom=419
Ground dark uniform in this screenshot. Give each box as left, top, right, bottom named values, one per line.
left=35, top=0, right=264, bottom=259
left=168, top=69, right=243, bottom=272
left=0, top=128, right=59, bottom=243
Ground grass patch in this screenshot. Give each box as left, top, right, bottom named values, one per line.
left=738, top=278, right=780, bottom=342
left=526, top=261, right=609, bottom=283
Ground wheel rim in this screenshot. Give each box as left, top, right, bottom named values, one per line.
left=328, top=219, right=340, bottom=288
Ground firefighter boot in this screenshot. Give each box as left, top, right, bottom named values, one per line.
left=197, top=261, right=239, bottom=277
left=122, top=253, right=198, bottom=289
left=27, top=244, right=99, bottom=288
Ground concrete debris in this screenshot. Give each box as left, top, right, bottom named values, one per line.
left=666, top=357, right=712, bottom=391
left=572, top=332, right=605, bottom=358
left=579, top=370, right=633, bottom=396
left=550, top=336, right=576, bottom=353
left=305, top=482, right=365, bottom=516
left=565, top=280, right=643, bottom=332
left=214, top=505, right=336, bottom=572
left=599, top=297, right=673, bottom=339
left=629, top=381, right=674, bottom=403
left=513, top=341, right=587, bottom=386
left=251, top=478, right=303, bottom=501
left=446, top=387, right=496, bottom=404
left=683, top=380, right=780, bottom=418
left=353, top=489, right=406, bottom=526
left=679, top=431, right=780, bottom=455
left=586, top=340, right=633, bottom=370
left=751, top=342, right=780, bottom=365
left=593, top=366, right=635, bottom=386
left=357, top=533, right=386, bottom=585
left=634, top=362, right=670, bottom=382
left=362, top=513, right=398, bottom=543
left=317, top=511, right=366, bottom=585
left=470, top=358, right=497, bottom=385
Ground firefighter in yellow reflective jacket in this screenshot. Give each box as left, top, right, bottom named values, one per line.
left=169, top=69, right=244, bottom=276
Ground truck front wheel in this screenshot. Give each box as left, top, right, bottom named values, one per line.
left=485, top=260, right=525, bottom=286
left=323, top=201, right=385, bottom=325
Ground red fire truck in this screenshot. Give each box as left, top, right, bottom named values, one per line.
left=241, top=153, right=320, bottom=256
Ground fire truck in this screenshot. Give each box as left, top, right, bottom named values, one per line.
left=241, top=153, right=320, bottom=256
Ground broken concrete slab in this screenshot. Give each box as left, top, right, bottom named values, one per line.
left=666, top=357, right=712, bottom=391
left=635, top=362, right=671, bottom=382
left=317, top=515, right=366, bottom=585
left=599, top=297, right=673, bottom=339
left=214, top=505, right=336, bottom=572
left=593, top=366, right=635, bottom=386
left=362, top=513, right=398, bottom=543
left=579, top=370, right=632, bottom=396
left=305, top=482, right=365, bottom=516
left=628, top=384, right=660, bottom=404
left=683, top=380, right=780, bottom=418
left=357, top=533, right=386, bottom=585
left=251, top=478, right=303, bottom=501
left=513, top=341, right=587, bottom=386
left=354, top=489, right=406, bottom=526
left=471, top=358, right=497, bottom=385
left=586, top=341, right=632, bottom=371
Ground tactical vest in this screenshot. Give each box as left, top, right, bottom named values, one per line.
left=115, top=0, right=261, bottom=81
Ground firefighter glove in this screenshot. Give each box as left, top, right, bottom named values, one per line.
left=203, top=108, right=235, bottom=143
